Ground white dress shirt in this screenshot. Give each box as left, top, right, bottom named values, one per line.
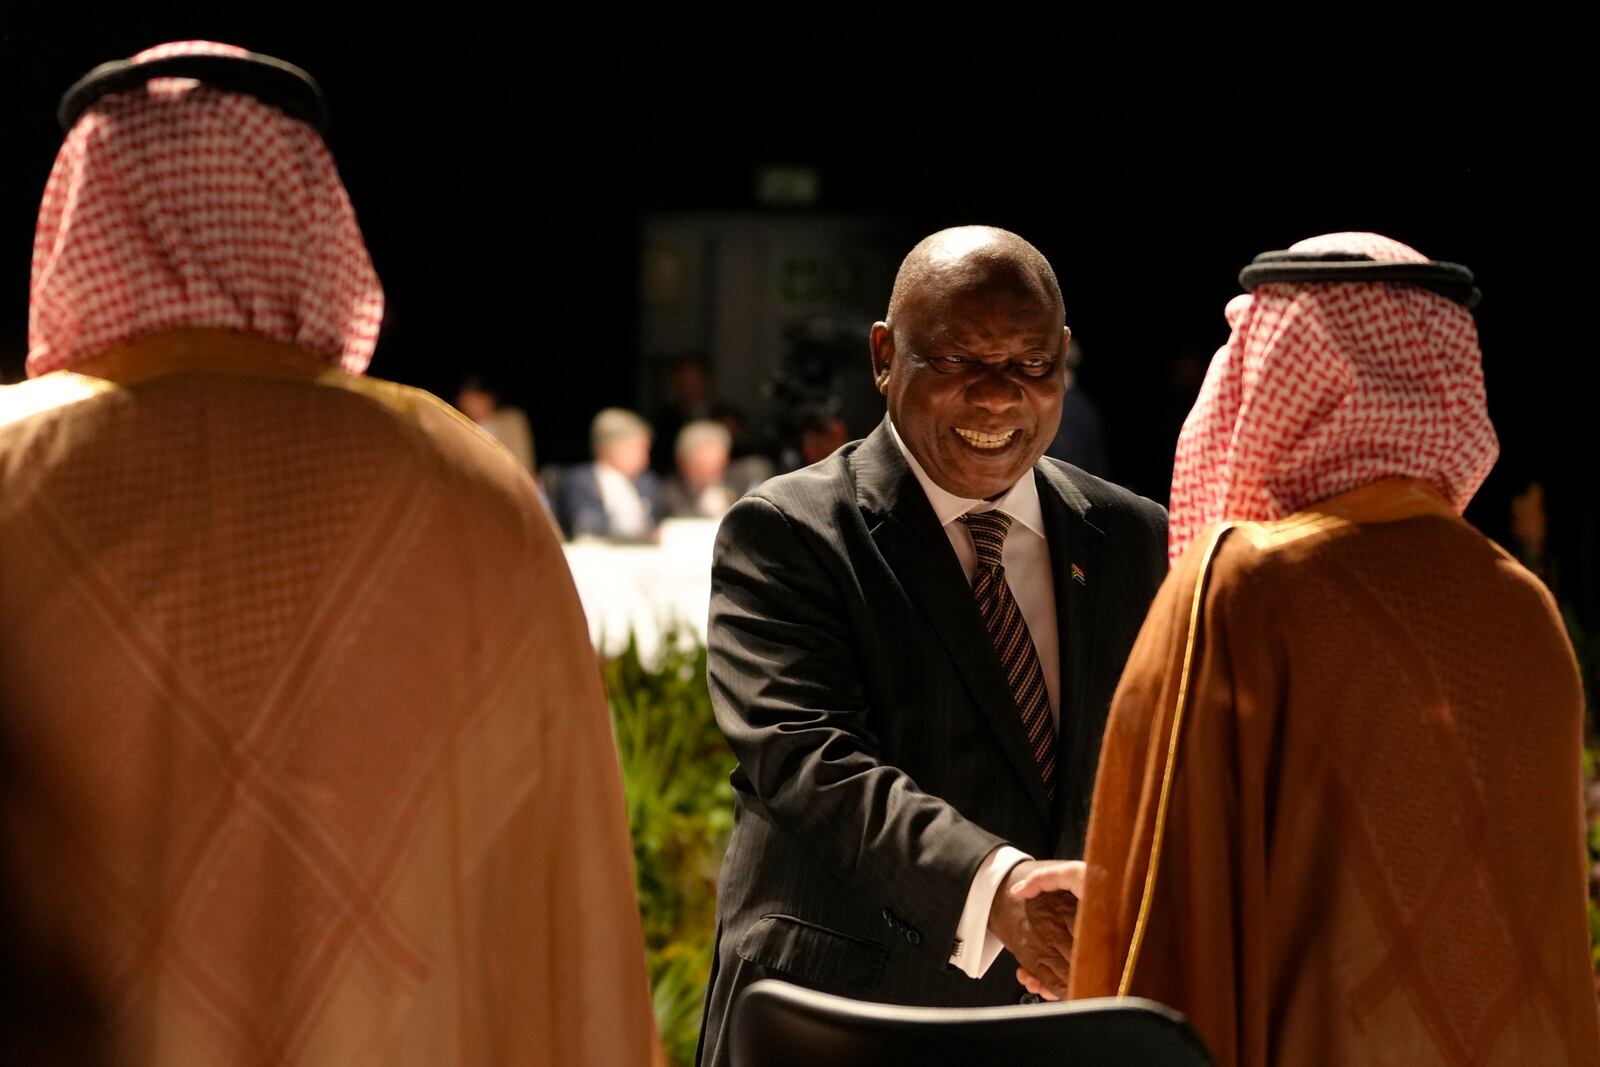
left=884, top=421, right=1057, bottom=980
left=594, top=461, right=650, bottom=538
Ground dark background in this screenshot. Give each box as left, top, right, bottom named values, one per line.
left=1, top=19, right=1591, bottom=616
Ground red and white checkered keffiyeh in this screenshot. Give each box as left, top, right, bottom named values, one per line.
left=28, top=41, right=383, bottom=377
left=1168, top=232, right=1498, bottom=563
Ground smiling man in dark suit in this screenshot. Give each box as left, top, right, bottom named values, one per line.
left=697, top=226, right=1168, bottom=1066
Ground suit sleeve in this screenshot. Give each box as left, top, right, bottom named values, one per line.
left=708, top=494, right=1007, bottom=949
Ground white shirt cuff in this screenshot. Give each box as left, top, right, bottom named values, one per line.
left=947, top=845, right=1032, bottom=979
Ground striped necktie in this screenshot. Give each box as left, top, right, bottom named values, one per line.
left=959, top=510, right=1057, bottom=798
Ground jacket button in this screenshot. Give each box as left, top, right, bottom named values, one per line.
left=1019, top=993, right=1043, bottom=1005
left=881, top=908, right=898, bottom=929
left=905, top=929, right=921, bottom=945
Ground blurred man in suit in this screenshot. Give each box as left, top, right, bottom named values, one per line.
left=557, top=407, right=663, bottom=540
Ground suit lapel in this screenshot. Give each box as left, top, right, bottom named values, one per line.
left=1034, top=462, right=1106, bottom=849
left=853, top=421, right=1054, bottom=823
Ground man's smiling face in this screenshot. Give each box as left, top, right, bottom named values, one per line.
left=872, top=272, right=1068, bottom=500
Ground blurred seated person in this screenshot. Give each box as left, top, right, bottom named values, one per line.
left=663, top=419, right=740, bottom=519
left=456, top=372, right=535, bottom=473
left=557, top=407, right=662, bottom=540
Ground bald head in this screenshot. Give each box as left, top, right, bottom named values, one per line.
left=885, top=226, right=1063, bottom=331
left=869, top=226, right=1071, bottom=499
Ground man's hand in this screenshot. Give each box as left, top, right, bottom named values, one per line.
left=1008, top=859, right=1086, bottom=900
left=1003, top=860, right=1087, bottom=1000
left=987, top=859, right=1085, bottom=1000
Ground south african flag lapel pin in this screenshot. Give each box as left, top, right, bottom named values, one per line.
left=1071, top=563, right=1087, bottom=586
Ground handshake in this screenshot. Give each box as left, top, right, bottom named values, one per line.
left=988, top=860, right=1087, bottom=1001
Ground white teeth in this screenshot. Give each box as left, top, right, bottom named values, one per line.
left=955, top=428, right=1016, bottom=449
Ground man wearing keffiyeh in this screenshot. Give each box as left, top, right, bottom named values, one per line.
left=1012, top=234, right=1599, bottom=1065
left=0, top=41, right=656, bottom=1067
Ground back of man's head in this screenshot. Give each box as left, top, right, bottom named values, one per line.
left=28, top=41, right=383, bottom=378
left=1168, top=232, right=1495, bottom=562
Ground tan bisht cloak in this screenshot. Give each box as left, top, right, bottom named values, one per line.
left=1068, top=479, right=1600, bottom=1066
left=0, top=330, right=658, bottom=1066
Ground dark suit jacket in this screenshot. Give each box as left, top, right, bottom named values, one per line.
left=697, top=420, right=1167, bottom=1066
left=552, top=462, right=662, bottom=540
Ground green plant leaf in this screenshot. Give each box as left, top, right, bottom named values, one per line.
left=608, top=627, right=736, bottom=1066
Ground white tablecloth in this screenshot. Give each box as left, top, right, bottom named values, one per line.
left=561, top=518, right=720, bottom=660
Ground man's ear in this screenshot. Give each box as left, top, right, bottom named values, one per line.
left=1061, top=325, right=1072, bottom=352
left=869, top=322, right=894, bottom=396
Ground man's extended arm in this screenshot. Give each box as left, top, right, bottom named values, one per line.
left=710, top=494, right=1002, bottom=949
left=710, top=494, right=1076, bottom=991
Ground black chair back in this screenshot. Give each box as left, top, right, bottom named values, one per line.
left=729, top=980, right=1216, bottom=1067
